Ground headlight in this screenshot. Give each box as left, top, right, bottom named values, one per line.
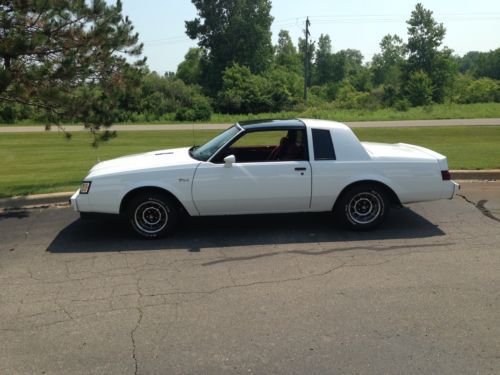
left=80, top=181, right=92, bottom=194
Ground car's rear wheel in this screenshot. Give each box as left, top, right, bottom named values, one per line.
left=126, top=191, right=178, bottom=238
left=335, top=184, right=389, bottom=230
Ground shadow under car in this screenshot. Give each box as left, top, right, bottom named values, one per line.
left=47, top=207, right=445, bottom=254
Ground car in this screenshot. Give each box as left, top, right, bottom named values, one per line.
left=70, top=119, right=460, bottom=238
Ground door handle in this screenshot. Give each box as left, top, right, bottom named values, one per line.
left=294, top=167, right=307, bottom=171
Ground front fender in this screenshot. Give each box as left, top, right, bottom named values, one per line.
left=119, top=179, right=199, bottom=216
left=84, top=172, right=199, bottom=216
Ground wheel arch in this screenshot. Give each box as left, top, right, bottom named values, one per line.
left=332, top=179, right=402, bottom=212
left=119, top=186, right=187, bottom=215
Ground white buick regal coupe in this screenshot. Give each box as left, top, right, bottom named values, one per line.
left=71, top=119, right=459, bottom=238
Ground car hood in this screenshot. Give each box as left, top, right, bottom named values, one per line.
left=87, top=147, right=199, bottom=178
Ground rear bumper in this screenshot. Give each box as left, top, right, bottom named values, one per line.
left=445, top=180, right=460, bottom=199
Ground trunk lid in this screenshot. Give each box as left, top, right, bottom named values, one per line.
left=362, top=142, right=449, bottom=170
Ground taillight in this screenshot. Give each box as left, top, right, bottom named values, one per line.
left=441, top=170, right=451, bottom=180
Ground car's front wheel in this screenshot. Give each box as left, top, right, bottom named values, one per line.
left=335, top=184, right=389, bottom=230
left=127, top=191, right=178, bottom=238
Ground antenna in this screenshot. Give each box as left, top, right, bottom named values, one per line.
left=192, top=122, right=196, bottom=146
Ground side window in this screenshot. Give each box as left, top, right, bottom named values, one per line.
left=312, top=129, right=336, bottom=160
left=231, top=130, right=287, bottom=148
left=212, top=129, right=308, bottom=163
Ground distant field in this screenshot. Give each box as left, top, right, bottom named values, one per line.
left=2, top=102, right=500, bottom=126
left=0, top=126, right=499, bottom=198
left=211, top=102, right=500, bottom=124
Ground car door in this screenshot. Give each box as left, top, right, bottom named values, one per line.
left=192, top=129, right=312, bottom=215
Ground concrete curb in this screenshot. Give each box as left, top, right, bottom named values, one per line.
left=0, top=192, right=73, bottom=210
left=450, top=170, right=500, bottom=180
left=0, top=170, right=499, bottom=210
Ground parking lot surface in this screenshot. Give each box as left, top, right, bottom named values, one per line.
left=1, top=182, right=499, bottom=374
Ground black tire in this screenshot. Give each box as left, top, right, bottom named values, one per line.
left=335, top=184, right=389, bottom=230
left=126, top=191, right=178, bottom=239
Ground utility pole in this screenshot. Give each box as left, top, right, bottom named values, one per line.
left=303, top=16, right=310, bottom=102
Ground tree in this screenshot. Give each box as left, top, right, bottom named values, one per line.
left=405, top=3, right=456, bottom=102
left=0, top=0, right=145, bottom=142
left=458, top=49, right=500, bottom=80
left=406, top=4, right=445, bottom=73
left=275, top=30, right=302, bottom=74
left=371, top=34, right=406, bottom=85
left=340, top=49, right=364, bottom=76
left=176, top=48, right=202, bottom=85
left=314, top=34, right=335, bottom=85
left=186, top=0, right=274, bottom=95
left=322, top=49, right=364, bottom=85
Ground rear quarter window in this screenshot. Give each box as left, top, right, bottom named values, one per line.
left=312, top=129, right=336, bottom=160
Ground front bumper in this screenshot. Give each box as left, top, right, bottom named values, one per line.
left=70, top=190, right=80, bottom=212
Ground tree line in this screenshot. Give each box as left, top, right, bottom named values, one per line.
left=1, top=0, right=499, bottom=135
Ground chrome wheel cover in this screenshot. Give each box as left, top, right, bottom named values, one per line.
left=347, top=191, right=383, bottom=225
left=134, top=200, right=168, bottom=234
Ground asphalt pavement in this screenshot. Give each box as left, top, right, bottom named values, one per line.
left=0, top=181, right=499, bottom=374
left=1, top=118, right=500, bottom=132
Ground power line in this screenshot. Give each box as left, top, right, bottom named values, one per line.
left=140, top=13, right=500, bottom=47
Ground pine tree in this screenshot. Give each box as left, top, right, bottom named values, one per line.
left=0, top=0, right=145, bottom=142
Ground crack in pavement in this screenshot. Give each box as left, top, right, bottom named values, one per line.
left=201, top=242, right=452, bottom=266
left=0, top=242, right=479, bottom=334
left=131, top=307, right=143, bottom=375
left=458, top=194, right=500, bottom=223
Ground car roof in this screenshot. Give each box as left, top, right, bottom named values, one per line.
left=237, top=119, right=306, bottom=131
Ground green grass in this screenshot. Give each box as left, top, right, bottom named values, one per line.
left=0, top=126, right=499, bottom=198
left=0, top=130, right=219, bottom=198
left=1, top=102, right=500, bottom=126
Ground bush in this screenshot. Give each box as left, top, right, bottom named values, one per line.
left=381, top=84, right=401, bottom=107
left=394, top=98, right=410, bottom=111
left=457, top=78, right=500, bottom=104
left=175, top=95, right=212, bottom=121
left=216, top=64, right=302, bottom=114
left=134, top=72, right=212, bottom=120
left=334, top=81, right=382, bottom=110
left=0, top=105, right=16, bottom=123
left=264, top=66, right=303, bottom=110
left=216, top=64, right=270, bottom=114
left=174, top=108, right=194, bottom=121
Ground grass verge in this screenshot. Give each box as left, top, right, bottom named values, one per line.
left=0, top=126, right=499, bottom=198
left=211, top=102, right=500, bottom=124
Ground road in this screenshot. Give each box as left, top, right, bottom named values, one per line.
left=1, top=118, right=500, bottom=133
left=0, top=182, right=499, bottom=374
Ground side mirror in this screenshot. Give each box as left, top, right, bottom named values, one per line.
left=224, top=154, right=236, bottom=167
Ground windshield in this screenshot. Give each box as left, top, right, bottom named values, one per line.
left=190, top=125, right=241, bottom=161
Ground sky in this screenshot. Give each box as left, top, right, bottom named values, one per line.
left=117, top=0, right=500, bottom=74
